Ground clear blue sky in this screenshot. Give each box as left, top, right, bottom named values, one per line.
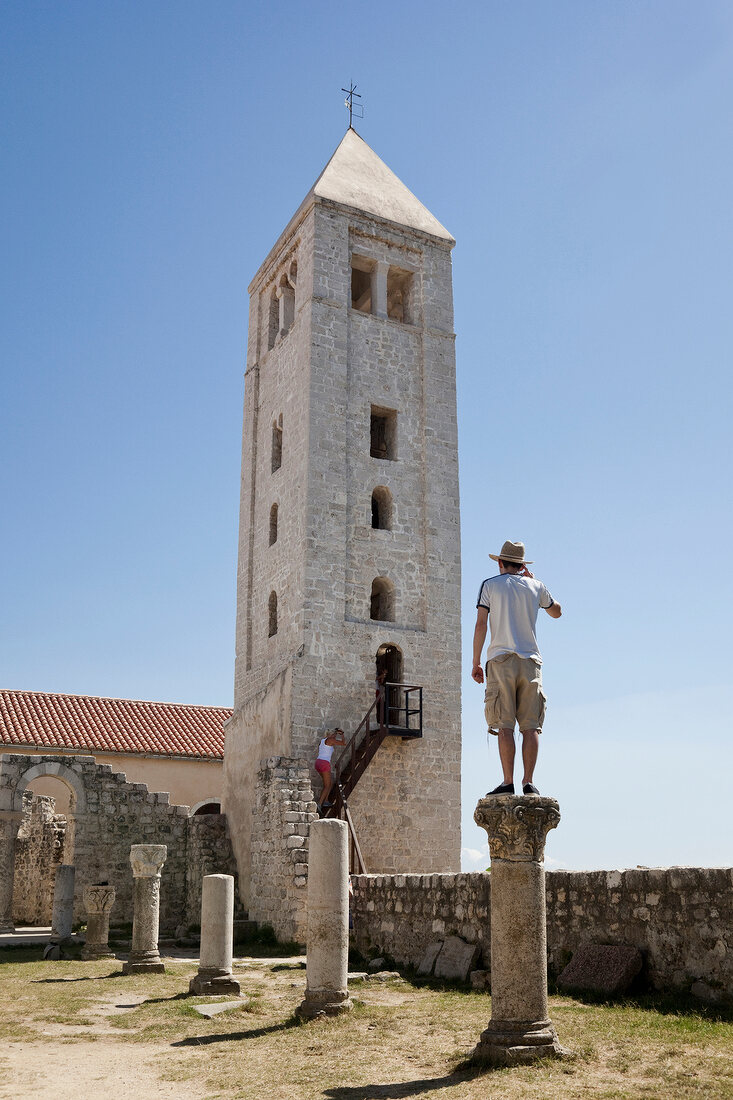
left=2, top=2, right=732, bottom=871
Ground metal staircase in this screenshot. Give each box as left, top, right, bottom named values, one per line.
left=321, top=682, right=422, bottom=873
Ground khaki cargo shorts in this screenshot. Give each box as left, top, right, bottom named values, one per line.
left=484, top=653, right=546, bottom=734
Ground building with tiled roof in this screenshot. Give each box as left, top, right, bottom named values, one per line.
left=0, top=690, right=231, bottom=813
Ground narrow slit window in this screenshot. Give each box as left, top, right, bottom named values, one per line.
left=267, top=288, right=279, bottom=350
left=271, top=415, right=283, bottom=473
left=370, top=577, right=395, bottom=622
left=370, top=406, right=397, bottom=460
left=268, top=591, right=278, bottom=637
left=371, top=487, right=392, bottom=530
left=269, top=503, right=278, bottom=545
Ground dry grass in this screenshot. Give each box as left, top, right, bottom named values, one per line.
left=0, top=947, right=731, bottom=1099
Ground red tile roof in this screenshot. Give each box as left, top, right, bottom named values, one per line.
left=0, top=690, right=231, bottom=760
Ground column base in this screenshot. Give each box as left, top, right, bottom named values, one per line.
left=81, top=945, right=115, bottom=961
left=189, top=968, right=241, bottom=996
left=122, top=955, right=165, bottom=974
left=297, top=988, right=352, bottom=1019
left=473, top=1018, right=572, bottom=1066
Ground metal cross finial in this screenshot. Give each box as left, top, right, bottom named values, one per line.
left=341, top=82, right=363, bottom=128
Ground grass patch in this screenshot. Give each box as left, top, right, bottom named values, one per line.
left=0, top=948, right=731, bottom=1098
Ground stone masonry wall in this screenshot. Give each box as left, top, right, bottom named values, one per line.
left=351, top=867, right=733, bottom=998
left=184, top=813, right=246, bottom=931
left=249, top=757, right=318, bottom=944
left=13, top=793, right=67, bottom=925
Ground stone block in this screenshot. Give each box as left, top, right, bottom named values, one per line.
left=416, top=940, right=443, bottom=976
left=433, top=935, right=480, bottom=981
left=557, top=944, right=643, bottom=996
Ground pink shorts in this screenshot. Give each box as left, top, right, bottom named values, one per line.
left=315, top=759, right=330, bottom=775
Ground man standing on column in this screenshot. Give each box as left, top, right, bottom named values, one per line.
left=472, top=541, right=562, bottom=795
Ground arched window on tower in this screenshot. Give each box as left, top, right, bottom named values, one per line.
left=269, top=503, right=278, bottom=545
left=268, top=591, right=278, bottom=636
left=370, top=577, right=395, bottom=622
left=267, top=287, right=279, bottom=350
left=371, top=487, right=393, bottom=530
left=271, top=415, right=283, bottom=473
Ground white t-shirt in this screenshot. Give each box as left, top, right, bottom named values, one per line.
left=476, top=573, right=554, bottom=664
left=317, top=738, right=335, bottom=762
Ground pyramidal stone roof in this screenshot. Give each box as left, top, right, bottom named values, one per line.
left=307, top=128, right=454, bottom=243
left=0, top=689, right=231, bottom=759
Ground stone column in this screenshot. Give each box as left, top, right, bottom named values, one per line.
left=298, top=818, right=352, bottom=1018
left=473, top=795, right=569, bottom=1065
left=372, top=261, right=389, bottom=319
left=82, top=884, right=116, bottom=960
left=189, top=874, right=240, bottom=995
left=51, top=865, right=75, bottom=943
left=122, top=844, right=166, bottom=974
left=0, top=815, right=21, bottom=932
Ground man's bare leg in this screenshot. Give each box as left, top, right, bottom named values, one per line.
left=497, top=728, right=515, bottom=785
left=520, top=729, right=539, bottom=785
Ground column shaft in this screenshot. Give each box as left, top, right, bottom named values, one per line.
left=298, top=819, right=352, bottom=1018
left=189, top=874, right=240, bottom=995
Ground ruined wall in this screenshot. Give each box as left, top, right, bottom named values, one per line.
left=12, top=793, right=67, bottom=925
left=248, top=757, right=318, bottom=943
left=351, top=867, right=733, bottom=998
left=185, top=812, right=245, bottom=930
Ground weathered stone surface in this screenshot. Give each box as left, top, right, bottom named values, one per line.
left=557, top=944, right=643, bottom=996
left=417, top=941, right=444, bottom=976
left=82, top=883, right=116, bottom=960
left=51, top=865, right=75, bottom=942
left=472, top=795, right=568, bottom=1065
left=367, top=957, right=386, bottom=972
left=189, top=874, right=240, bottom=996
left=433, top=935, right=480, bottom=981
left=122, top=845, right=166, bottom=975
left=474, top=795, right=560, bottom=863
left=298, top=819, right=352, bottom=1019
left=349, top=866, right=733, bottom=999
left=470, top=969, right=491, bottom=991
left=192, top=1000, right=244, bottom=1018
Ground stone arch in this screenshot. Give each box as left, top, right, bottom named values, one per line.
left=189, top=798, right=222, bottom=816
left=13, top=762, right=87, bottom=816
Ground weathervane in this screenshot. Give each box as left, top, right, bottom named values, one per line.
left=342, top=82, right=363, bottom=128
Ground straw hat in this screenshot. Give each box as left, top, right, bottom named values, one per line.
left=489, top=540, right=533, bottom=564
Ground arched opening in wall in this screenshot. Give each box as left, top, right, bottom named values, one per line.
left=351, top=255, right=374, bottom=314
left=190, top=799, right=222, bottom=816
left=370, top=577, right=395, bottom=623
left=371, top=486, right=392, bottom=530
left=376, top=644, right=403, bottom=729
left=268, top=591, right=278, bottom=637
left=269, top=502, right=278, bottom=545
left=387, top=266, right=414, bottom=323
left=271, top=415, right=283, bottom=473
left=15, top=775, right=76, bottom=927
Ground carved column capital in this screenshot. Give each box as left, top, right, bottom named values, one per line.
left=129, top=844, right=167, bottom=878
left=83, top=884, right=116, bottom=915
left=474, top=796, right=560, bottom=863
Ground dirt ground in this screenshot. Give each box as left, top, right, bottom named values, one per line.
left=0, top=949, right=731, bottom=1100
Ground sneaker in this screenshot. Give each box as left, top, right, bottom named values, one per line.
left=488, top=782, right=515, bottom=795
left=522, top=783, right=540, bottom=795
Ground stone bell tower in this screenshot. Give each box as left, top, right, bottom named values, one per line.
left=223, top=130, right=461, bottom=906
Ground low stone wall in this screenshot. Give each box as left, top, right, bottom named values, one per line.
left=13, top=793, right=67, bottom=925
left=249, top=757, right=318, bottom=943
left=351, top=867, right=733, bottom=998
left=184, top=813, right=245, bottom=930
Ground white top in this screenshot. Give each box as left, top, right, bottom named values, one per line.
left=316, top=738, right=335, bottom=762
left=476, top=574, right=554, bottom=664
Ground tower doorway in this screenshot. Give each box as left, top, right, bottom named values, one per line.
left=376, top=644, right=402, bottom=728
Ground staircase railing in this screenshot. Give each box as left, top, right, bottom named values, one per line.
left=320, top=683, right=423, bottom=872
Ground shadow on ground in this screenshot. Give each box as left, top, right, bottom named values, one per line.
left=171, top=1017, right=301, bottom=1046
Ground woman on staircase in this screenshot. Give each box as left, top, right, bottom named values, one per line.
left=315, top=728, right=346, bottom=811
